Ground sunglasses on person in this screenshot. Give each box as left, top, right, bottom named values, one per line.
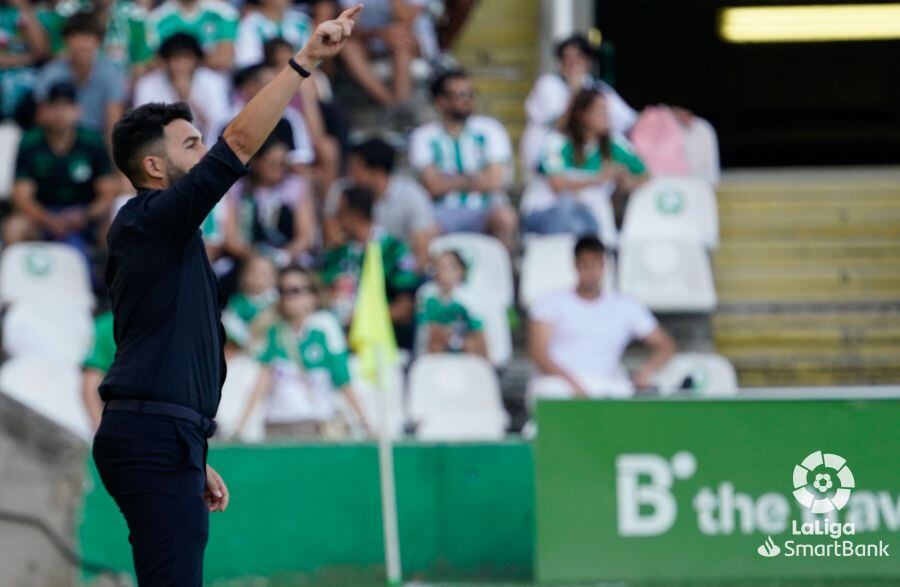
left=278, top=285, right=314, bottom=297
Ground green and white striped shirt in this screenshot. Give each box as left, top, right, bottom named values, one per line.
left=147, top=0, right=238, bottom=53
left=409, top=115, right=512, bottom=209
left=235, top=9, right=313, bottom=67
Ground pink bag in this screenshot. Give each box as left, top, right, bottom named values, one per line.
left=630, top=105, right=691, bottom=176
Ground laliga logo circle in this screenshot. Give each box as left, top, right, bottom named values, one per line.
left=792, top=451, right=855, bottom=513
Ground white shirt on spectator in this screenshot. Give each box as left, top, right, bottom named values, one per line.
left=325, top=175, right=436, bottom=242
left=520, top=73, right=637, bottom=175
left=132, top=67, right=230, bottom=140
left=409, top=115, right=512, bottom=208
left=530, top=288, right=657, bottom=383
left=235, top=8, right=313, bottom=67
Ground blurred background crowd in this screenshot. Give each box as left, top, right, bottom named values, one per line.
left=0, top=0, right=781, bottom=443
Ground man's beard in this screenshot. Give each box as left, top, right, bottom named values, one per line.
left=164, top=157, right=189, bottom=185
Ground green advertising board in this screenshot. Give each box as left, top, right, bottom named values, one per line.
left=535, top=398, right=900, bottom=583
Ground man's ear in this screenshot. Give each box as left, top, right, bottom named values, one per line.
left=142, top=155, right=165, bottom=181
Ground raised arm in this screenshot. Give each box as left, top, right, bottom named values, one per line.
left=223, top=5, right=362, bottom=164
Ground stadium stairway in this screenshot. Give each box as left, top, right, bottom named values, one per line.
left=712, top=168, right=900, bottom=387
left=452, top=0, right=539, bottom=156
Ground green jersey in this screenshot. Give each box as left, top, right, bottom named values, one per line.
left=0, top=5, right=39, bottom=117
left=256, top=311, right=351, bottom=422
left=39, top=0, right=152, bottom=70
left=235, top=9, right=313, bottom=67
left=415, top=282, right=483, bottom=353
left=83, top=311, right=116, bottom=373
left=147, top=0, right=239, bottom=54
left=319, top=231, right=419, bottom=326
left=222, top=290, right=276, bottom=347
left=15, top=127, right=112, bottom=208
left=540, top=131, right=647, bottom=177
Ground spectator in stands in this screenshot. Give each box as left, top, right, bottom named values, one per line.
left=322, top=0, right=433, bottom=107
left=325, top=138, right=436, bottom=268
left=0, top=0, right=47, bottom=120
left=222, top=138, right=317, bottom=267
left=320, top=185, right=419, bottom=348
left=521, top=34, right=637, bottom=176
left=39, top=0, right=152, bottom=79
left=409, top=69, right=518, bottom=252
left=147, top=0, right=239, bottom=71
left=5, top=82, right=117, bottom=258
left=82, top=310, right=114, bottom=429
left=523, top=88, right=649, bottom=237
left=416, top=249, right=486, bottom=358
left=233, top=265, right=369, bottom=440
left=133, top=33, right=230, bottom=140
left=221, top=254, right=278, bottom=351
left=235, top=0, right=313, bottom=67
left=211, top=62, right=316, bottom=175
left=528, top=236, right=676, bottom=398
left=34, top=12, right=125, bottom=140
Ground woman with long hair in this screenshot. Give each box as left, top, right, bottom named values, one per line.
left=522, top=88, right=649, bottom=236
left=233, top=266, right=369, bottom=440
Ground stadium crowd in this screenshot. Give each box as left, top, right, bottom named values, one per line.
left=0, top=0, right=722, bottom=441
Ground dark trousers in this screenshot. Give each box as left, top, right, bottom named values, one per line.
left=93, top=410, right=209, bottom=586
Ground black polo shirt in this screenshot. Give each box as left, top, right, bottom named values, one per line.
left=100, top=139, right=248, bottom=418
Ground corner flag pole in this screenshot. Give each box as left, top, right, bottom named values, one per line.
left=350, top=238, right=402, bottom=587
left=375, top=344, right=402, bottom=587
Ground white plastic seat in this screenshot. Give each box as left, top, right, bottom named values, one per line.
left=0, top=122, right=22, bottom=200
left=408, top=354, right=507, bottom=440
left=519, top=234, right=616, bottom=309
left=619, top=240, right=716, bottom=313
left=429, top=233, right=514, bottom=308
left=682, top=117, right=721, bottom=187
left=620, top=177, right=719, bottom=249
left=0, top=243, right=95, bottom=310
left=213, top=354, right=265, bottom=443
left=349, top=355, right=405, bottom=439
left=579, top=185, right=619, bottom=249
left=654, top=352, right=738, bottom=396
left=0, top=357, right=91, bottom=441
left=479, top=302, right=512, bottom=366
left=2, top=303, right=94, bottom=364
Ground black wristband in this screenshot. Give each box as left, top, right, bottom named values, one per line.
left=288, top=57, right=312, bottom=78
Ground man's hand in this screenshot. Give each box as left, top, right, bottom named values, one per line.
left=204, top=464, right=229, bottom=512
left=296, top=4, right=362, bottom=67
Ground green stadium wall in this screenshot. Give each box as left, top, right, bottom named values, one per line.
left=78, top=442, right=535, bottom=585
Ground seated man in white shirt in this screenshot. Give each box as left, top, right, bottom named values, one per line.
left=132, top=33, right=231, bottom=140
left=528, top=235, right=676, bottom=399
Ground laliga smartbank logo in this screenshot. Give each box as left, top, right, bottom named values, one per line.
left=615, top=450, right=894, bottom=559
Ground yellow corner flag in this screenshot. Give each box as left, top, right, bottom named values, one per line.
left=349, top=240, right=398, bottom=383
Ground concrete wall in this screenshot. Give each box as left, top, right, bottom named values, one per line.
left=0, top=393, right=86, bottom=587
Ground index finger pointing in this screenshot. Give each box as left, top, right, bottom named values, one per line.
left=338, top=3, right=363, bottom=23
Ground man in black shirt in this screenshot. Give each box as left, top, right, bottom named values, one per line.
left=91, top=6, right=362, bottom=586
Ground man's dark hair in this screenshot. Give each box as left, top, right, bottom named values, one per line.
left=349, top=138, right=395, bottom=174
left=429, top=68, right=469, bottom=99
left=159, top=32, right=204, bottom=60
left=233, top=62, right=270, bottom=90
left=62, top=11, right=104, bottom=40
left=263, top=37, right=294, bottom=66
left=45, top=81, right=78, bottom=105
left=555, top=34, right=595, bottom=61
left=341, top=185, right=375, bottom=221
left=111, top=102, right=194, bottom=185
left=574, top=235, right=606, bottom=258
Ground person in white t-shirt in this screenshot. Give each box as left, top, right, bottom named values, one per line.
left=132, top=33, right=231, bottom=141
left=528, top=235, right=676, bottom=399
